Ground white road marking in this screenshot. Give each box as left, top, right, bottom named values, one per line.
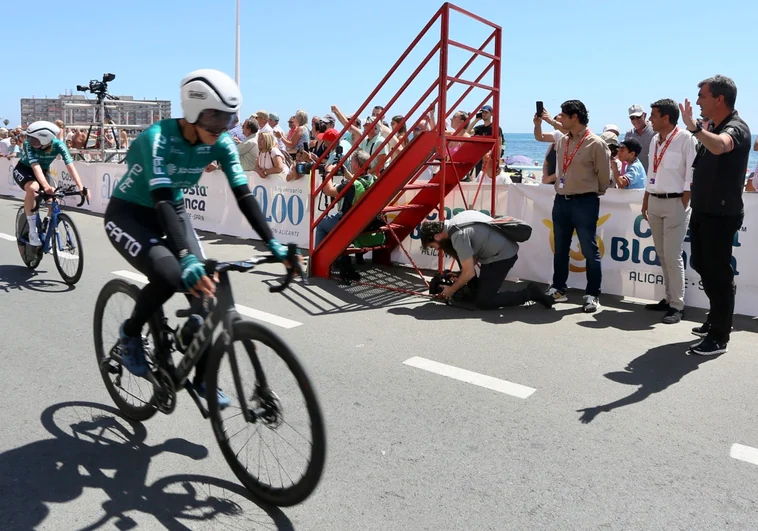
left=0, top=232, right=16, bottom=241
left=112, top=270, right=148, bottom=284
left=56, top=252, right=78, bottom=260
left=730, top=444, right=758, bottom=466
left=233, top=305, right=302, bottom=329
left=403, top=356, right=536, bottom=399
left=110, top=270, right=302, bottom=329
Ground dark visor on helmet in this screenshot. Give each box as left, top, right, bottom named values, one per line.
left=196, top=110, right=235, bottom=135
left=28, top=136, right=42, bottom=148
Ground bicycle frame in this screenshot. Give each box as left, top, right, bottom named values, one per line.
left=38, top=200, right=62, bottom=254
left=151, top=262, right=278, bottom=423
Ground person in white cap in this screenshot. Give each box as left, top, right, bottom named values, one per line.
left=602, top=124, right=620, bottom=136
left=623, top=104, right=655, bottom=173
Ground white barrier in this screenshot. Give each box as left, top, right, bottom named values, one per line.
left=2, top=160, right=756, bottom=316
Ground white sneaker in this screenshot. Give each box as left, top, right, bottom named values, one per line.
left=546, top=287, right=568, bottom=302
left=28, top=233, right=42, bottom=246
left=582, top=295, right=600, bottom=313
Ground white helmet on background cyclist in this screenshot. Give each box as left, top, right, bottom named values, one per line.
left=26, top=121, right=60, bottom=147
left=180, top=69, right=242, bottom=135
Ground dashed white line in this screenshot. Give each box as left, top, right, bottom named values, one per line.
left=112, top=270, right=148, bottom=284
left=730, top=444, right=758, bottom=466
left=403, top=356, right=536, bottom=399
left=111, top=270, right=302, bottom=329
left=0, top=232, right=16, bottom=241
left=232, top=305, right=302, bottom=329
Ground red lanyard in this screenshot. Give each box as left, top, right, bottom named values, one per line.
left=562, top=129, right=590, bottom=175
left=653, top=127, right=679, bottom=174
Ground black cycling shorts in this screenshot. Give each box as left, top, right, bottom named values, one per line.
left=13, top=162, right=52, bottom=191
left=104, top=197, right=205, bottom=293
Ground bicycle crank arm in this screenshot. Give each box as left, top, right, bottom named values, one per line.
left=184, top=381, right=210, bottom=419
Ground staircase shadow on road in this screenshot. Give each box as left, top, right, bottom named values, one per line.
left=576, top=341, right=721, bottom=424
left=257, top=264, right=434, bottom=316
left=0, top=400, right=293, bottom=531
left=0, top=264, right=74, bottom=293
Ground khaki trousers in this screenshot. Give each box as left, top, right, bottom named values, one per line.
left=647, top=196, right=691, bottom=311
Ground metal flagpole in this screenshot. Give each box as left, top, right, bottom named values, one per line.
left=235, top=0, right=240, bottom=86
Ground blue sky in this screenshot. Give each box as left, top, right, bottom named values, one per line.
left=2, top=0, right=756, bottom=136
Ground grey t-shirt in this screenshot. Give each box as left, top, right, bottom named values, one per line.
left=445, top=210, right=518, bottom=264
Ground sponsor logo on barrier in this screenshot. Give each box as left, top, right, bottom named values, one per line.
left=252, top=185, right=305, bottom=237
left=102, top=172, right=123, bottom=199
left=542, top=214, right=611, bottom=273
left=183, top=184, right=208, bottom=219
left=609, top=214, right=742, bottom=285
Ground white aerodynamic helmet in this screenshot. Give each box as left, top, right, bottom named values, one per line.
left=180, top=69, right=242, bottom=124
left=26, top=121, right=60, bottom=147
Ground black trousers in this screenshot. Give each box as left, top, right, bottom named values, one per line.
left=472, top=255, right=530, bottom=309
left=689, top=209, right=743, bottom=343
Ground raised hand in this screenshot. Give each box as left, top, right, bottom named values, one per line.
left=679, top=99, right=696, bottom=129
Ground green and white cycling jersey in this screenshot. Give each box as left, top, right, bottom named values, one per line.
left=112, top=119, right=248, bottom=208
left=20, top=137, right=73, bottom=170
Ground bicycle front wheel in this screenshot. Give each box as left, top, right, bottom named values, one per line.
left=206, top=320, right=326, bottom=507
left=53, top=213, right=84, bottom=285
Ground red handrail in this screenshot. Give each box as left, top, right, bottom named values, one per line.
left=307, top=1, right=503, bottom=266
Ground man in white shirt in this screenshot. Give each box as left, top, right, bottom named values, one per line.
left=0, top=128, right=12, bottom=158
left=641, top=98, right=698, bottom=324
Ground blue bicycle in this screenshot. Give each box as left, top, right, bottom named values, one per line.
left=15, top=185, right=88, bottom=285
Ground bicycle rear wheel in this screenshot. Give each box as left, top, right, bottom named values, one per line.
left=93, top=278, right=160, bottom=421
left=15, top=207, right=42, bottom=270
left=53, top=213, right=84, bottom=285
left=206, top=320, right=326, bottom=506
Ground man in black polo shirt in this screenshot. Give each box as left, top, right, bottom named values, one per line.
left=680, top=75, right=751, bottom=356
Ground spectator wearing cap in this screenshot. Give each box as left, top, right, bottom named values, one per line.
left=600, top=131, right=621, bottom=188
left=267, top=113, right=287, bottom=151
left=624, top=104, right=656, bottom=173
left=603, top=124, right=620, bottom=136
left=546, top=99, right=610, bottom=313
left=641, top=98, right=697, bottom=325
left=467, top=104, right=505, bottom=175
left=255, top=110, right=274, bottom=135
left=681, top=75, right=751, bottom=355
left=611, top=138, right=647, bottom=189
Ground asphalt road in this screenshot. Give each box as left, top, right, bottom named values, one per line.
left=1, top=196, right=758, bottom=531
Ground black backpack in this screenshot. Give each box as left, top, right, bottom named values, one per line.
left=447, top=215, right=532, bottom=243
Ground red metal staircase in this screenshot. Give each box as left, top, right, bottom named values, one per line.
left=308, top=2, right=502, bottom=279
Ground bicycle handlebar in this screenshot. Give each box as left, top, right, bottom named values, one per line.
left=204, top=243, right=306, bottom=293
left=35, top=185, right=90, bottom=207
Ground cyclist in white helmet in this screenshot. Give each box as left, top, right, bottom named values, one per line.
left=103, top=69, right=296, bottom=408
left=13, top=121, right=89, bottom=245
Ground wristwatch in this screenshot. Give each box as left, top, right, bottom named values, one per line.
left=689, top=121, right=703, bottom=135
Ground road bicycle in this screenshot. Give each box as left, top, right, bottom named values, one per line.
left=93, top=246, right=326, bottom=506
left=15, top=185, right=88, bottom=285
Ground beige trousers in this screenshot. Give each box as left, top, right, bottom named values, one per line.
left=647, top=196, right=691, bottom=311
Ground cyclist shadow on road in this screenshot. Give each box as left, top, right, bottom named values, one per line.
left=0, top=401, right=293, bottom=531
left=576, top=341, right=721, bottom=424
left=0, top=264, right=74, bottom=293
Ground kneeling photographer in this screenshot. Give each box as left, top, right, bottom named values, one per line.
left=420, top=211, right=554, bottom=309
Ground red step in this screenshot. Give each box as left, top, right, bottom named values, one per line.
left=309, top=131, right=439, bottom=278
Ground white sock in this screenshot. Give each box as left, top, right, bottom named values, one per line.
left=27, top=216, right=39, bottom=237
